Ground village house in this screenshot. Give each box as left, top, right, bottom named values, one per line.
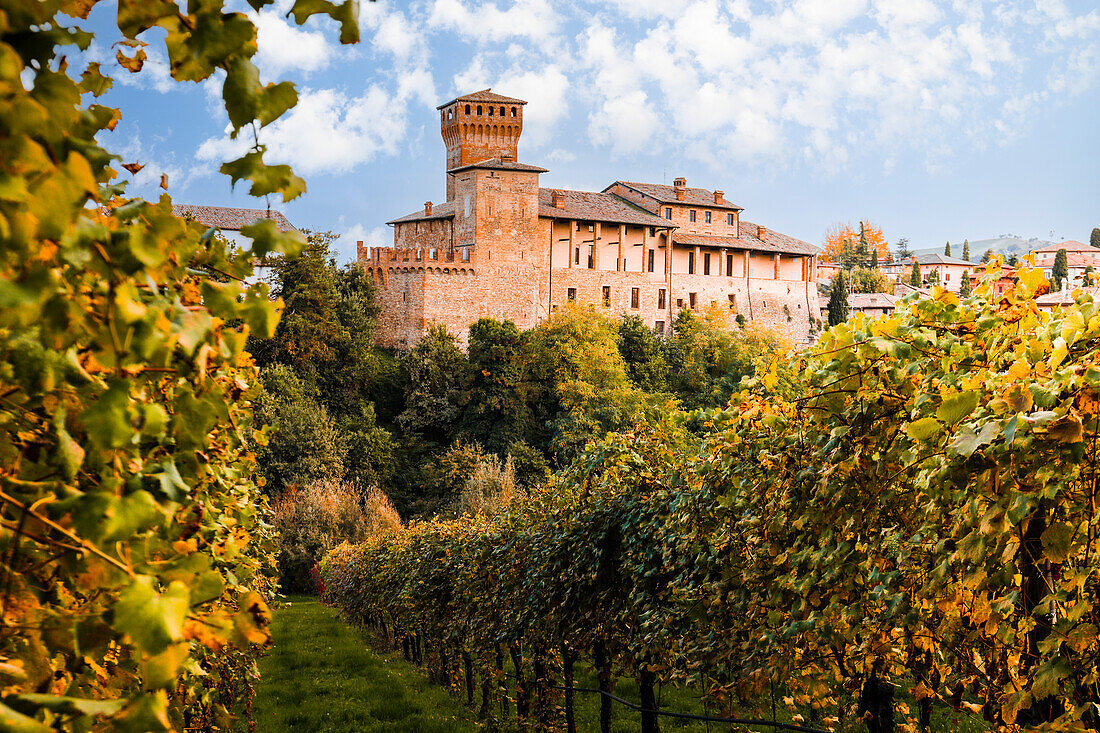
left=898, top=253, right=974, bottom=292
left=358, top=90, right=822, bottom=347
left=1031, top=240, right=1100, bottom=289
left=172, top=204, right=297, bottom=283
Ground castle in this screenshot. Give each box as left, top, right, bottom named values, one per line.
left=359, top=89, right=822, bottom=346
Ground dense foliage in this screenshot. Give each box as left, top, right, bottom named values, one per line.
left=0, top=0, right=354, bottom=729
left=323, top=263, right=1100, bottom=732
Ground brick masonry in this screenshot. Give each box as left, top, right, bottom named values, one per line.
left=361, top=90, right=822, bottom=348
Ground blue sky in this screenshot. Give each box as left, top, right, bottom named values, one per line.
left=74, top=0, right=1099, bottom=262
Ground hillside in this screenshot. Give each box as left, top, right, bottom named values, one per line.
left=911, top=234, right=1058, bottom=261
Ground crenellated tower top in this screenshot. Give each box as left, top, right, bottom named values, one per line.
left=438, top=89, right=527, bottom=201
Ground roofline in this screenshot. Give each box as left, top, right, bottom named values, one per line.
left=537, top=210, right=677, bottom=229
left=447, top=160, right=548, bottom=174
left=385, top=212, right=455, bottom=226
left=608, top=181, right=745, bottom=211
left=436, top=89, right=529, bottom=110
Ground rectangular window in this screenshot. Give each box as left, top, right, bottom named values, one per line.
left=658, top=288, right=666, bottom=309
left=726, top=253, right=734, bottom=274
left=649, top=227, right=656, bottom=236
left=575, top=247, right=580, bottom=265
left=665, top=208, right=672, bottom=219
left=676, top=298, right=684, bottom=308
left=655, top=320, right=665, bottom=334
left=648, top=249, right=655, bottom=272
left=587, top=248, right=594, bottom=269
left=728, top=294, right=736, bottom=309
left=704, top=252, right=711, bottom=275
left=689, top=210, right=697, bottom=222
left=631, top=288, right=640, bottom=309
left=689, top=292, right=697, bottom=309
left=727, top=213, right=735, bottom=226
left=705, top=211, right=712, bottom=224
left=688, top=252, right=695, bottom=274
left=462, top=248, right=470, bottom=262
left=567, top=287, right=576, bottom=301
left=602, top=286, right=611, bottom=306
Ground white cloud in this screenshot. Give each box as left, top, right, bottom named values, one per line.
left=429, top=0, right=559, bottom=47
left=334, top=223, right=390, bottom=262
left=588, top=90, right=660, bottom=154
left=253, top=9, right=336, bottom=78
left=197, top=86, right=407, bottom=175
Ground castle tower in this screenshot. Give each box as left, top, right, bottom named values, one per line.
left=438, top=89, right=527, bottom=201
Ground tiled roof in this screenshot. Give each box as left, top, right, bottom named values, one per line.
left=905, top=253, right=973, bottom=266
left=609, top=181, right=743, bottom=211
left=1035, top=239, right=1092, bottom=253
left=537, top=189, right=672, bottom=227
left=1036, top=287, right=1100, bottom=307
left=437, top=89, right=527, bottom=110
left=387, top=201, right=456, bottom=225
left=849, top=293, right=898, bottom=309
left=1065, top=253, right=1100, bottom=267
left=672, top=222, right=820, bottom=256
left=172, top=204, right=296, bottom=232
left=447, top=158, right=548, bottom=174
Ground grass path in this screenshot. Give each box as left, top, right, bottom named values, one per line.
left=253, top=595, right=481, bottom=732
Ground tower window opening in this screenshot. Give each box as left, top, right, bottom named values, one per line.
left=465, top=104, right=470, bottom=114
left=477, top=105, right=483, bottom=114
left=488, top=105, right=494, bottom=116
left=511, top=107, right=517, bottom=117
left=500, top=106, right=505, bottom=115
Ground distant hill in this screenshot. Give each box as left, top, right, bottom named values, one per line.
left=911, top=235, right=1059, bottom=262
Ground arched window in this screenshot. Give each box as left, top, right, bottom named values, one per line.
left=476, top=105, right=482, bottom=114
left=511, top=107, right=517, bottom=117
left=465, top=104, right=470, bottom=114
left=500, top=106, right=505, bottom=115
left=488, top=105, right=494, bottom=116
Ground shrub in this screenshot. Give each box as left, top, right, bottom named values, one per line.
left=272, top=481, right=399, bottom=593
left=449, top=454, right=521, bottom=518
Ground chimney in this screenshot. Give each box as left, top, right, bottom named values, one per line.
left=551, top=190, right=565, bottom=209
left=673, top=176, right=686, bottom=201
left=714, top=190, right=724, bottom=204
left=757, top=225, right=767, bottom=239
left=424, top=201, right=433, bottom=215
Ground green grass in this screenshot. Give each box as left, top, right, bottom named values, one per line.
left=253, top=595, right=481, bottom=732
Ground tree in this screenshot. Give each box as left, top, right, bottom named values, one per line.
left=618, top=315, right=669, bottom=393
left=1092, top=227, right=1100, bottom=250
left=823, top=222, right=888, bottom=265
left=1085, top=265, right=1095, bottom=286
left=962, top=239, right=970, bottom=261
left=459, top=318, right=532, bottom=455
left=828, top=271, right=849, bottom=326
left=396, top=325, right=465, bottom=447
left=910, top=260, right=922, bottom=287
left=926, top=268, right=940, bottom=286
left=849, top=266, right=890, bottom=294
left=959, top=270, right=972, bottom=297
left=981, top=248, right=994, bottom=264
left=895, top=237, right=912, bottom=261
left=1052, top=248, right=1069, bottom=291
left=944, top=240, right=952, bottom=256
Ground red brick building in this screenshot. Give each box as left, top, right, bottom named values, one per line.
left=359, top=89, right=822, bottom=347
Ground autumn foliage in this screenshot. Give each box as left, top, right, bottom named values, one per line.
left=323, top=263, right=1100, bottom=732
left=823, top=221, right=889, bottom=263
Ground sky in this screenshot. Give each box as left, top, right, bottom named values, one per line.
left=72, top=0, right=1100, bottom=263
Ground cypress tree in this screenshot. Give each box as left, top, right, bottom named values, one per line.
left=944, top=241, right=951, bottom=256
left=1091, top=228, right=1100, bottom=250
left=980, top=249, right=993, bottom=264
left=960, top=271, right=972, bottom=297
left=962, top=239, right=970, bottom=261
left=828, top=271, right=849, bottom=326
left=1052, top=248, right=1069, bottom=291
left=859, top=222, right=871, bottom=268
left=909, top=260, right=921, bottom=288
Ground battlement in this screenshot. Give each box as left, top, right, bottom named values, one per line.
left=358, top=241, right=463, bottom=265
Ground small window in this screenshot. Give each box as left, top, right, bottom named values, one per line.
left=462, top=248, right=470, bottom=262
left=665, top=208, right=672, bottom=220
left=465, top=104, right=471, bottom=114
left=704, top=252, right=711, bottom=276
left=689, top=293, right=697, bottom=309
left=649, top=227, right=656, bottom=236
left=689, top=210, right=697, bottom=222
left=655, top=320, right=665, bottom=334
left=567, top=287, right=576, bottom=301
left=728, top=294, right=736, bottom=309
left=602, top=286, right=611, bottom=306
left=511, top=107, right=517, bottom=117
left=587, top=248, right=594, bottom=269
left=631, top=288, right=640, bottom=309
left=488, top=105, right=494, bottom=116
left=477, top=105, right=483, bottom=114
left=676, top=298, right=684, bottom=308
left=688, top=252, right=695, bottom=274
left=658, top=289, right=666, bottom=309
left=727, top=213, right=735, bottom=226
left=500, top=106, right=505, bottom=115
left=705, top=211, right=712, bottom=224
left=648, top=249, right=655, bottom=272
left=945, top=273, right=951, bottom=281
left=726, top=253, right=734, bottom=274
left=575, top=247, right=580, bottom=265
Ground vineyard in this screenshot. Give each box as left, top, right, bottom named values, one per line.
left=322, top=268, right=1100, bottom=732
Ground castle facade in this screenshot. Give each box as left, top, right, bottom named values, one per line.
left=359, top=90, right=822, bottom=346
